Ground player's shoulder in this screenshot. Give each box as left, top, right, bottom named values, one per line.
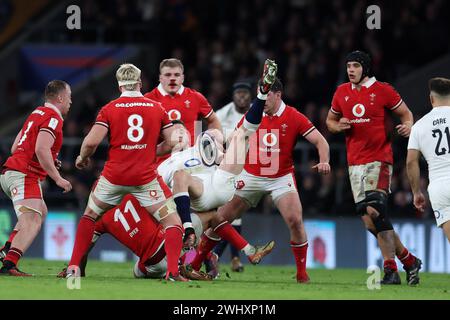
left=374, top=80, right=398, bottom=92
left=36, top=106, right=63, bottom=127
left=284, top=104, right=308, bottom=119
left=334, top=82, right=352, bottom=94
left=184, top=87, right=206, bottom=99
left=413, top=109, right=444, bottom=129
left=143, top=87, right=159, bottom=99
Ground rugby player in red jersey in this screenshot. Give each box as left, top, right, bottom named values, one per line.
left=58, top=195, right=213, bottom=280
left=0, top=80, right=72, bottom=276
left=145, top=58, right=222, bottom=247
left=326, top=50, right=422, bottom=285
left=189, top=76, right=331, bottom=284
left=67, top=64, right=188, bottom=281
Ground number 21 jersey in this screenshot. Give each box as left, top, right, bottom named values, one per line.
left=95, top=92, right=172, bottom=186
left=408, top=106, right=450, bottom=184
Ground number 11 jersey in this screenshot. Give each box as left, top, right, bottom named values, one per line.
left=95, top=91, right=172, bottom=186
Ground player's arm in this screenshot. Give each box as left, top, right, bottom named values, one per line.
left=206, top=112, right=223, bottom=132
left=10, top=130, right=22, bottom=154
left=304, top=129, right=331, bottom=175
left=326, top=110, right=351, bottom=134
left=35, top=131, right=72, bottom=193
left=76, top=124, right=108, bottom=170
left=406, top=149, right=426, bottom=212
left=392, top=102, right=413, bottom=137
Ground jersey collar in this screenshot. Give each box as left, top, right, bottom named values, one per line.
left=44, top=102, right=63, bottom=119
left=264, top=101, right=286, bottom=117
left=351, top=77, right=377, bottom=90
left=120, top=91, right=144, bottom=97
left=157, top=83, right=185, bottom=96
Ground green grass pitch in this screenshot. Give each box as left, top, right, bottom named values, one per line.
left=0, top=259, right=449, bottom=300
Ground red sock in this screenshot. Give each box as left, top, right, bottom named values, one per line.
left=7, top=230, right=18, bottom=243
left=191, top=234, right=219, bottom=271
left=164, top=225, right=184, bottom=275
left=290, top=241, right=308, bottom=278
left=214, top=222, right=248, bottom=250
left=397, top=248, right=416, bottom=269
left=4, top=247, right=23, bottom=267
left=383, top=259, right=398, bottom=272
left=69, top=216, right=96, bottom=267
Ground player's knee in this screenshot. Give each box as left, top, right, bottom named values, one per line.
left=173, top=169, right=190, bottom=183
left=285, top=215, right=302, bottom=230
left=15, top=205, right=43, bottom=221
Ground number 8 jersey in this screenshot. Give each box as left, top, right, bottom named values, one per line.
left=95, top=91, right=172, bottom=186
left=3, top=103, right=63, bottom=180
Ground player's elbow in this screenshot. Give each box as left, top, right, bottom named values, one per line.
left=35, top=145, right=50, bottom=159
left=82, top=138, right=100, bottom=152
left=406, top=157, right=417, bottom=170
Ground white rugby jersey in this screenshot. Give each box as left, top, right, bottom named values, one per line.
left=157, top=146, right=216, bottom=189
left=408, top=106, right=450, bottom=184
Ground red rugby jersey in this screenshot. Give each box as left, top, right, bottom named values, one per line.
left=3, top=103, right=63, bottom=180
left=94, top=194, right=165, bottom=262
left=330, top=77, right=403, bottom=165
left=95, top=91, right=172, bottom=185
left=238, top=102, right=315, bottom=178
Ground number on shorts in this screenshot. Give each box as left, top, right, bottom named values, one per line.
left=17, top=121, right=34, bottom=146
left=127, top=114, right=144, bottom=142
left=432, top=127, right=450, bottom=156
left=114, top=200, right=141, bottom=232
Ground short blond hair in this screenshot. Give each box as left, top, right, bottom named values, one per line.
left=159, top=58, right=184, bottom=73
left=116, top=63, right=141, bottom=90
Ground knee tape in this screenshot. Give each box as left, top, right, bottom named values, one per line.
left=153, top=199, right=177, bottom=222
left=14, top=205, right=42, bottom=218
left=88, top=195, right=106, bottom=215
left=357, top=191, right=393, bottom=233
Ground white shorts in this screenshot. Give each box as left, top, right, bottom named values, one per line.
left=190, top=169, right=236, bottom=212
left=349, top=161, right=392, bottom=203
left=0, top=170, right=43, bottom=202
left=92, top=175, right=171, bottom=208
left=428, top=182, right=450, bottom=227
left=234, top=170, right=298, bottom=208
left=133, top=258, right=167, bottom=279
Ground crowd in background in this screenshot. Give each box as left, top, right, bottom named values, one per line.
left=3, top=0, right=449, bottom=219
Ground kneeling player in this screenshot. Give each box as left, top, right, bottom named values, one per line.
left=58, top=194, right=212, bottom=281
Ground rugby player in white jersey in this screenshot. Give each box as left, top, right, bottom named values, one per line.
left=407, top=77, right=450, bottom=242
left=157, top=59, right=280, bottom=269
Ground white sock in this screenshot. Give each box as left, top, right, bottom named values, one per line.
left=242, top=244, right=256, bottom=256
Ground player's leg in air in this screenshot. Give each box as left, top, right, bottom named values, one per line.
left=187, top=60, right=280, bottom=273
